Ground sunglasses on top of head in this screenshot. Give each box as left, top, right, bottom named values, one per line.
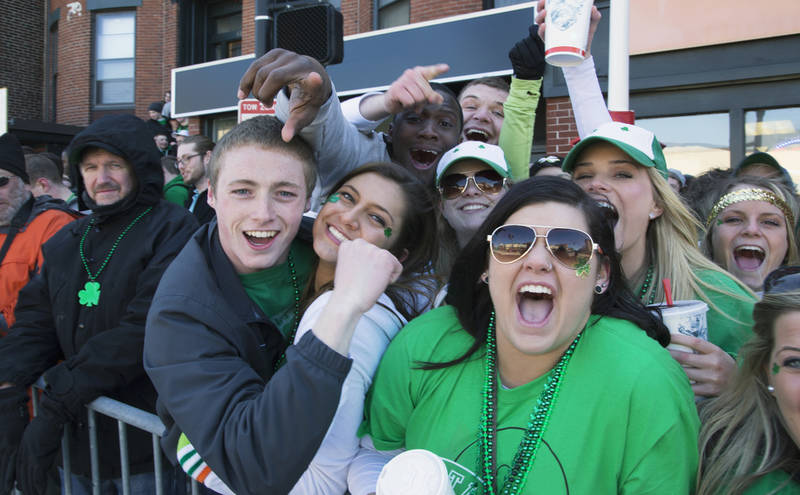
left=487, top=224, right=602, bottom=270
left=439, top=169, right=508, bottom=200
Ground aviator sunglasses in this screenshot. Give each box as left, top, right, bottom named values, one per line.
left=439, top=169, right=508, bottom=200
left=487, top=224, right=601, bottom=269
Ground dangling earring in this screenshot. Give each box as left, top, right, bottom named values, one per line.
left=480, top=272, right=489, bottom=284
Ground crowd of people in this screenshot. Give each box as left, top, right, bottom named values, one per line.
left=0, top=0, right=798, bottom=494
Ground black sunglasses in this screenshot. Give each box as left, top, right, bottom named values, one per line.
left=763, top=266, right=800, bottom=294
left=0, top=176, right=11, bottom=188
left=487, top=224, right=601, bottom=270
left=439, top=169, right=507, bottom=200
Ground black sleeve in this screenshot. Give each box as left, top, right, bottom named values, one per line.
left=144, top=294, right=352, bottom=495
left=42, top=212, right=198, bottom=418
left=0, top=267, right=63, bottom=386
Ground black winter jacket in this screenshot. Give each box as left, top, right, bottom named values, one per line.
left=144, top=222, right=352, bottom=495
left=0, top=114, right=198, bottom=478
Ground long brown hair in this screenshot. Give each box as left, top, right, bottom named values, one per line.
left=697, top=290, right=800, bottom=494
left=304, top=162, right=440, bottom=321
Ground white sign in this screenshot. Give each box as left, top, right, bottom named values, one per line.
left=237, top=99, right=276, bottom=123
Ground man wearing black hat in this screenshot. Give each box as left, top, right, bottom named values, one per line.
left=0, top=133, right=78, bottom=334
left=146, top=101, right=171, bottom=138
left=0, top=115, right=197, bottom=495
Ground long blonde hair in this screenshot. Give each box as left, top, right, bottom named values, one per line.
left=696, top=290, right=800, bottom=495
left=643, top=167, right=756, bottom=314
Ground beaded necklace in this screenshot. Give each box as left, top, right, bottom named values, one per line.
left=272, top=251, right=301, bottom=372
left=637, top=263, right=655, bottom=305
left=478, top=310, right=583, bottom=494
left=77, top=207, right=152, bottom=307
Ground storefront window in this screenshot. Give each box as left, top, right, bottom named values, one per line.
left=210, top=114, right=237, bottom=142
left=635, top=113, right=729, bottom=177
left=745, top=106, right=800, bottom=183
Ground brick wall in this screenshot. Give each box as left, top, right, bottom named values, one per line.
left=410, top=0, right=481, bottom=23
left=51, top=0, right=92, bottom=126
left=134, top=0, right=178, bottom=122
left=546, top=97, right=579, bottom=155
left=0, top=0, right=45, bottom=121
left=340, top=0, right=373, bottom=36
left=46, top=0, right=178, bottom=126
left=242, top=1, right=255, bottom=56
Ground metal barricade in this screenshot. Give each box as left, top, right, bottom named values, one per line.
left=18, top=384, right=200, bottom=495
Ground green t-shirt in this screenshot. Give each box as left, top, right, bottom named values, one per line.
left=163, top=175, right=190, bottom=207
left=363, top=306, right=699, bottom=494
left=238, top=239, right=315, bottom=338
left=743, top=470, right=800, bottom=494
left=695, top=269, right=757, bottom=354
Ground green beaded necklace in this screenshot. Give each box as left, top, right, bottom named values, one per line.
left=638, top=263, right=655, bottom=305
left=77, top=207, right=152, bottom=307
left=273, top=251, right=301, bottom=372
left=478, top=310, right=583, bottom=495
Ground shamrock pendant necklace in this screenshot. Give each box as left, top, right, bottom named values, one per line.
left=478, top=310, right=582, bottom=495
left=78, top=207, right=152, bottom=307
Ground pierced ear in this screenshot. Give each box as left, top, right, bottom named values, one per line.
left=596, top=258, right=610, bottom=289
left=397, top=248, right=409, bottom=264
left=649, top=205, right=664, bottom=220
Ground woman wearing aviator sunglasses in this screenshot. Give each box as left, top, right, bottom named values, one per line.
left=434, top=141, right=512, bottom=277
left=697, top=269, right=800, bottom=494
left=350, top=178, right=698, bottom=494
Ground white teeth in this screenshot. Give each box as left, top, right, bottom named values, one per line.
left=466, top=129, right=489, bottom=139
left=519, top=285, right=552, bottom=295
left=328, top=226, right=348, bottom=243
left=244, top=230, right=276, bottom=238
left=462, top=204, right=487, bottom=211
left=596, top=201, right=616, bottom=211
left=736, top=246, right=765, bottom=254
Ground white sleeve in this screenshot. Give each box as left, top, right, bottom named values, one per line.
left=290, top=294, right=405, bottom=495
left=274, top=84, right=392, bottom=207
left=347, top=435, right=405, bottom=495
left=341, top=92, right=387, bottom=133
left=561, top=55, right=612, bottom=139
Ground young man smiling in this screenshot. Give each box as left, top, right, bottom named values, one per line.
left=145, top=116, right=399, bottom=494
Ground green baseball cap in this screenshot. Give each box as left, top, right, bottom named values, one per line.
left=562, top=122, right=668, bottom=179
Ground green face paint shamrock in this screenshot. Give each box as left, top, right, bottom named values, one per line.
left=327, top=193, right=340, bottom=203
left=383, top=227, right=392, bottom=238
left=716, top=218, right=723, bottom=226
left=575, top=260, right=590, bottom=279
left=772, top=362, right=781, bottom=375
left=78, top=281, right=101, bottom=307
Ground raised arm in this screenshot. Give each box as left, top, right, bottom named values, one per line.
left=536, top=0, right=611, bottom=139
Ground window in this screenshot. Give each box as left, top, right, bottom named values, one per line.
left=377, top=0, right=409, bottom=29
left=208, top=114, right=237, bottom=142
left=207, top=1, right=242, bottom=61
left=94, top=11, right=135, bottom=105
left=46, top=22, right=58, bottom=121
left=493, top=0, right=530, bottom=7
left=635, top=113, right=730, bottom=177
left=745, top=106, right=800, bottom=183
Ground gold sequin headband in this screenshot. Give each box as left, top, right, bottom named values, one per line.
left=706, top=188, right=795, bottom=228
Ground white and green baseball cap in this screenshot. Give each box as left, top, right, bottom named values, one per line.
left=562, top=122, right=668, bottom=179
left=435, top=141, right=511, bottom=187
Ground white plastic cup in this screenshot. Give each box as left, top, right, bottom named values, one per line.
left=376, top=449, right=455, bottom=495
left=544, top=0, right=594, bottom=67
left=649, top=300, right=709, bottom=353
